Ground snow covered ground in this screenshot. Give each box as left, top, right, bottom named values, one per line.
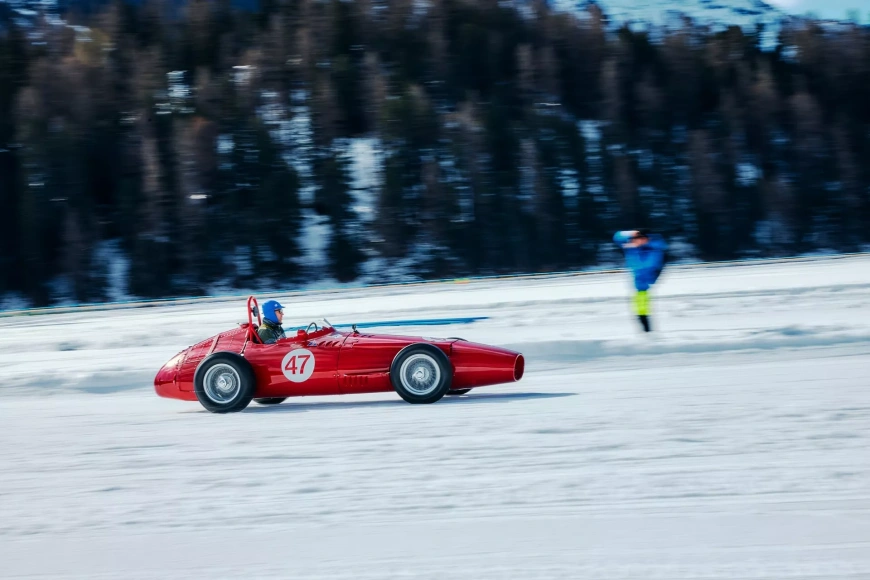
left=2, top=256, right=870, bottom=579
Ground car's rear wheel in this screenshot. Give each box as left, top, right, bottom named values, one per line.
left=194, top=353, right=256, bottom=413
left=254, top=397, right=287, bottom=405
left=390, top=344, right=452, bottom=404
left=447, top=388, right=472, bottom=396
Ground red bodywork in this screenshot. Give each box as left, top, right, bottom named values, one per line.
left=154, top=298, right=524, bottom=402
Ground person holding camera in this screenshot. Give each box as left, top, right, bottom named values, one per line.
left=613, top=229, right=668, bottom=332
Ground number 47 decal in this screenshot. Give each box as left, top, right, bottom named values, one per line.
left=284, top=354, right=310, bottom=374
left=281, top=348, right=316, bottom=383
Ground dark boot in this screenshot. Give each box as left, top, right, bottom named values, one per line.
left=638, top=315, right=651, bottom=332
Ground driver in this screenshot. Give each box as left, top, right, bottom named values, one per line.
left=258, top=300, right=286, bottom=344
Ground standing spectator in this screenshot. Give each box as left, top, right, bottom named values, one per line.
left=613, top=229, right=668, bottom=332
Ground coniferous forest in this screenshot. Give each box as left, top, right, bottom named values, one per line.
left=1, top=0, right=869, bottom=305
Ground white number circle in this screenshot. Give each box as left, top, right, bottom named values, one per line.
left=281, top=348, right=316, bottom=383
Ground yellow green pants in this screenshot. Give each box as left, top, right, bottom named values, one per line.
left=633, top=290, right=650, bottom=316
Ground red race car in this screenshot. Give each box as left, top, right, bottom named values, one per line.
left=155, top=296, right=525, bottom=413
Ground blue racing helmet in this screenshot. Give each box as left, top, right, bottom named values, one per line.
left=262, top=299, right=285, bottom=324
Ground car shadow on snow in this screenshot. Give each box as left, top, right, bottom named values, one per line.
left=241, top=391, right=575, bottom=414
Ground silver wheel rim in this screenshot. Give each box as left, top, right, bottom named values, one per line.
left=399, top=353, right=441, bottom=396
left=203, top=364, right=242, bottom=404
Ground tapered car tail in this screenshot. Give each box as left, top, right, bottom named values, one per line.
left=449, top=340, right=524, bottom=389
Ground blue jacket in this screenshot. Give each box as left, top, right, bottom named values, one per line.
left=613, top=231, right=668, bottom=291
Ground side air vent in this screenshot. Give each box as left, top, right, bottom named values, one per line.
left=342, top=375, right=370, bottom=388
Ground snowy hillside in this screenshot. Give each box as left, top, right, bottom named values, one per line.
left=2, top=255, right=870, bottom=578
left=553, top=0, right=782, bottom=29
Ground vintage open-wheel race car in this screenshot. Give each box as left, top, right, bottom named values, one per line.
left=154, top=296, right=525, bottom=413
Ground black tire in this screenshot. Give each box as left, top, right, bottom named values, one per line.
left=254, top=397, right=287, bottom=405
left=194, top=352, right=256, bottom=413
left=447, top=388, right=472, bottom=396
left=390, top=344, right=452, bottom=404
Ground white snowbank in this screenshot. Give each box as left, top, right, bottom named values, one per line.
left=1, top=255, right=869, bottom=395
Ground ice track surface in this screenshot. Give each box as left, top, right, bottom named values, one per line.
left=2, top=256, right=870, bottom=579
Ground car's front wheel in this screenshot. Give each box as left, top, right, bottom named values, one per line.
left=390, top=344, right=452, bottom=404
left=194, top=353, right=256, bottom=413
left=447, top=388, right=472, bottom=396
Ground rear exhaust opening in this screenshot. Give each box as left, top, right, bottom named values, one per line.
left=514, top=355, right=525, bottom=381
